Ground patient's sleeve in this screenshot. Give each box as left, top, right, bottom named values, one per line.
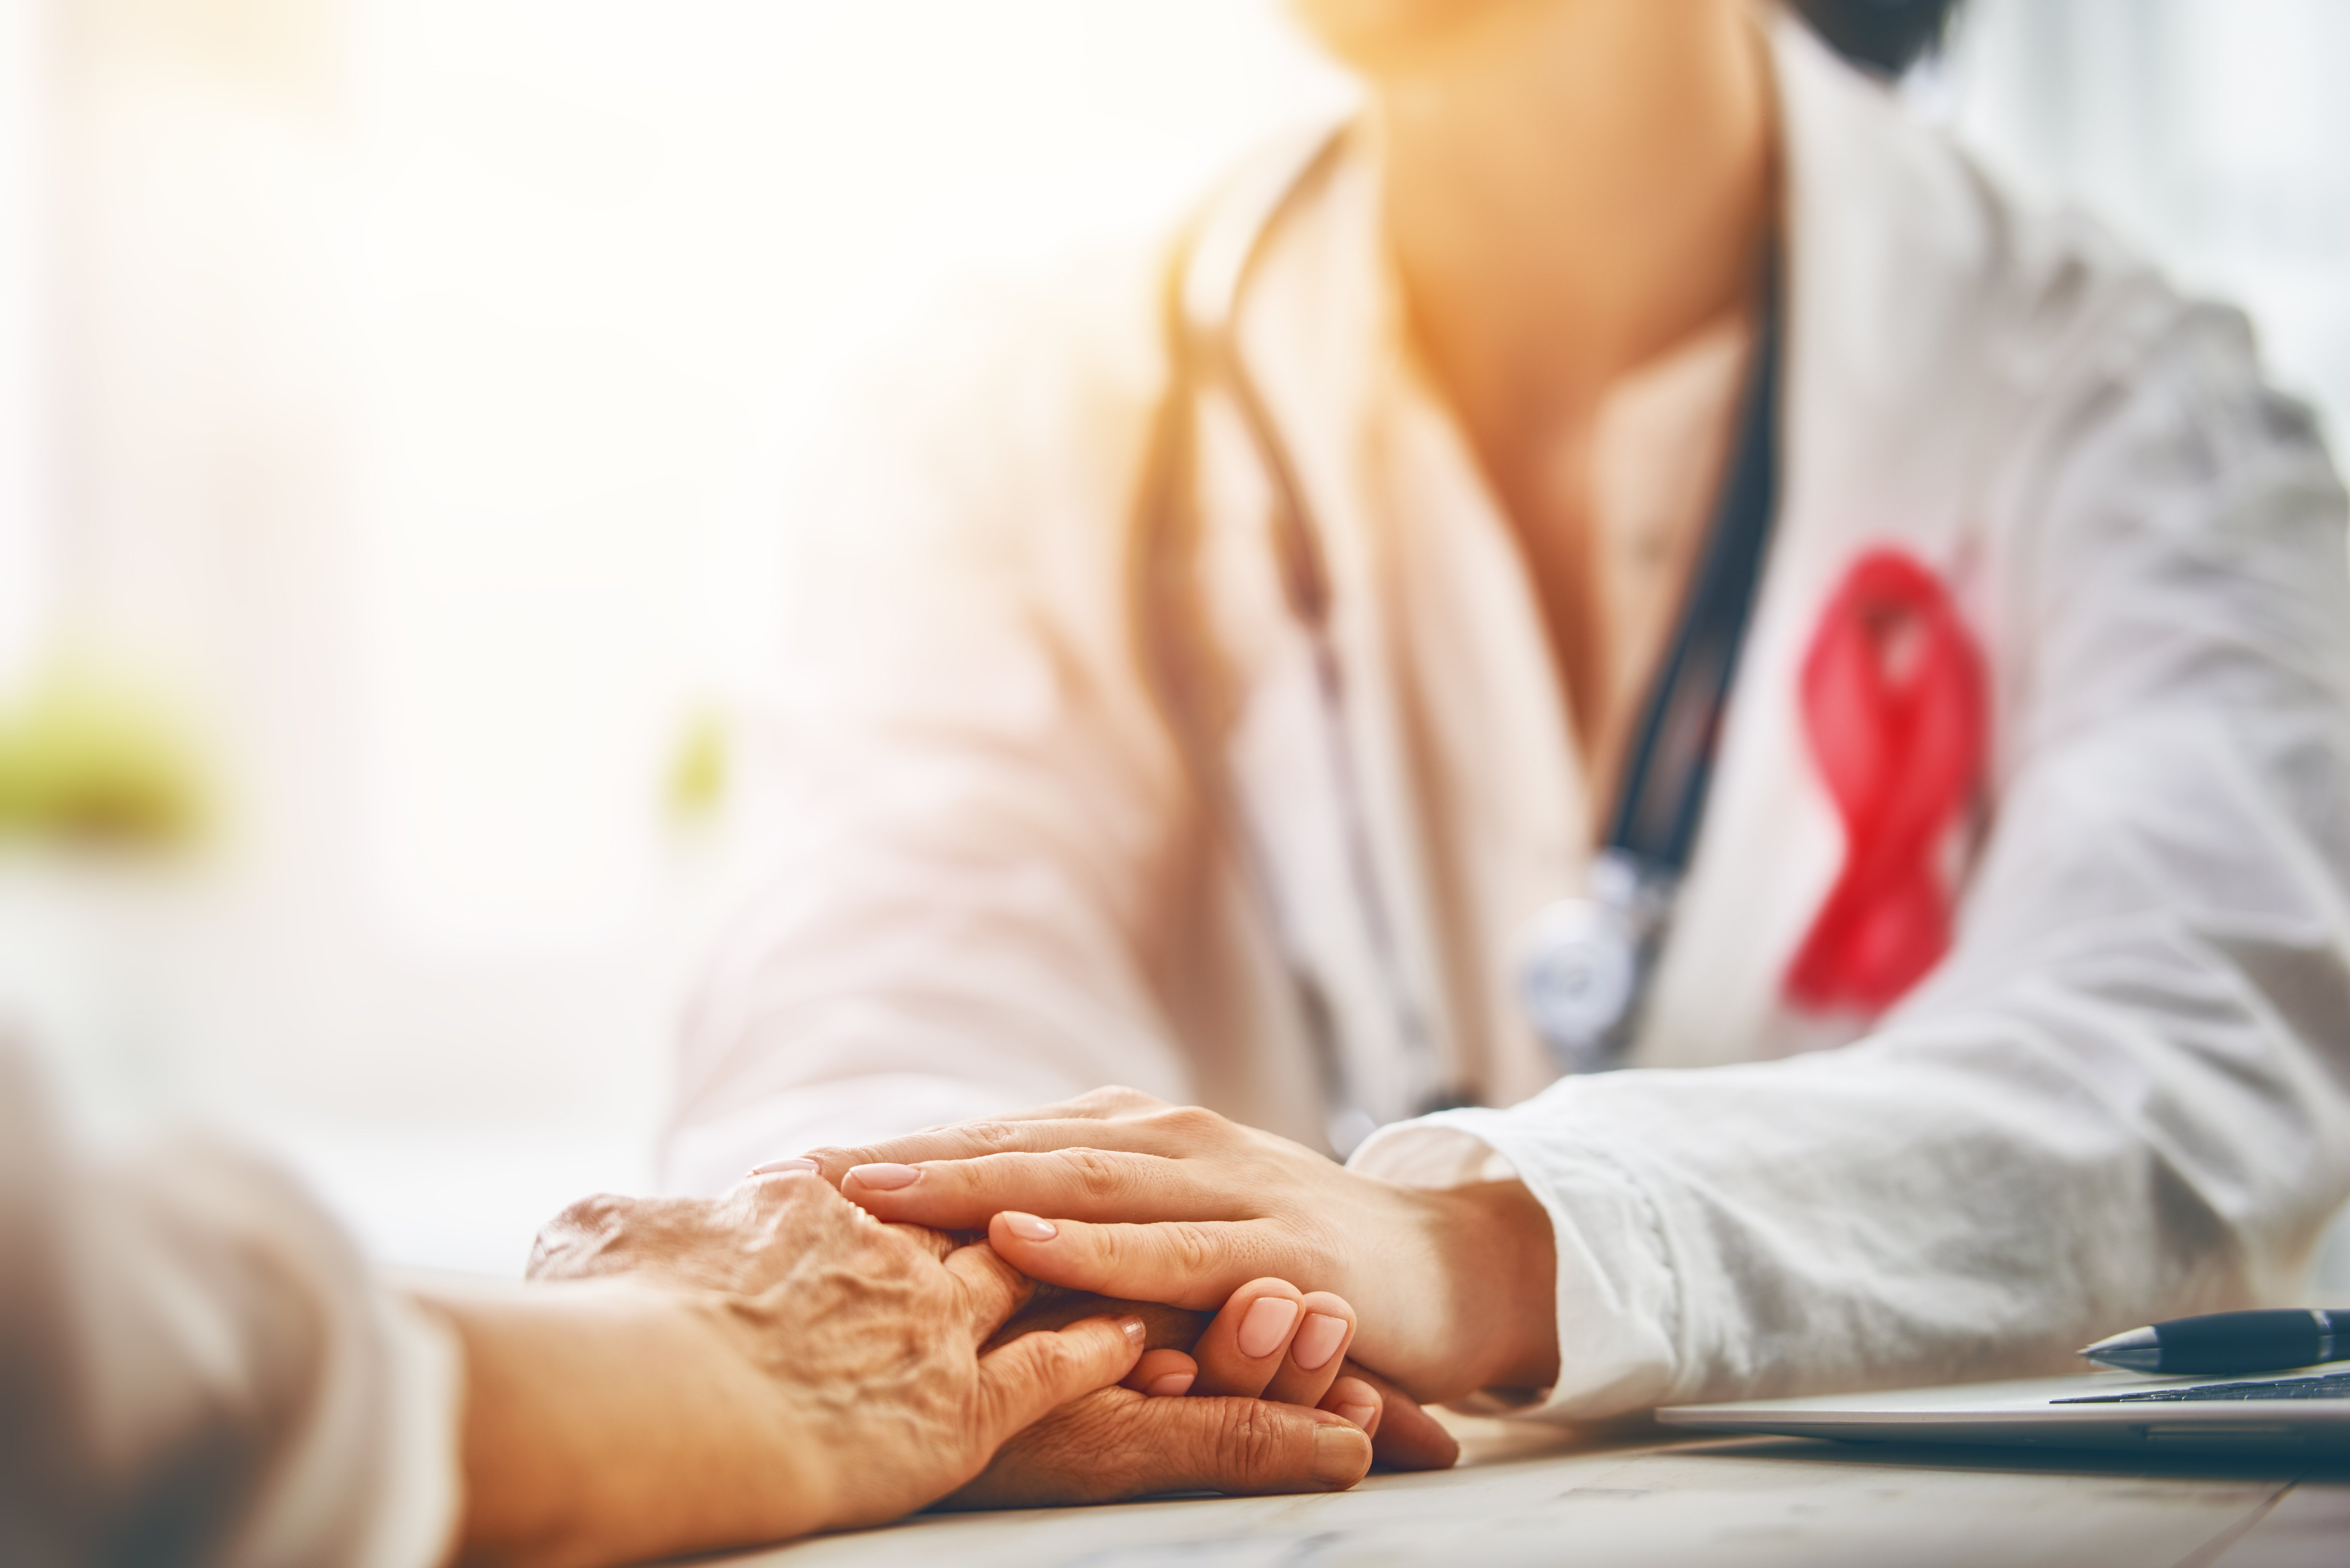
left=0, top=1046, right=461, bottom=1568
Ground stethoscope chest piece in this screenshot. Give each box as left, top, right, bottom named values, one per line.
left=1518, top=847, right=1675, bottom=1076
left=1137, top=125, right=1780, bottom=1118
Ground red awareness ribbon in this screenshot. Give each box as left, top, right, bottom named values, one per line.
left=1784, top=548, right=1987, bottom=1014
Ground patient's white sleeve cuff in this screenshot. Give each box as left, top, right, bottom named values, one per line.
left=1349, top=1106, right=1683, bottom=1421
left=361, top=1293, right=465, bottom=1568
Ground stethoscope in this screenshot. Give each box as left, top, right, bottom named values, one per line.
left=1133, top=129, right=1784, bottom=1143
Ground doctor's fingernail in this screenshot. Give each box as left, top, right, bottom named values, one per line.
left=1001, top=1211, right=1058, bottom=1242
left=1144, top=1371, right=1196, bottom=1397
left=748, top=1158, right=820, bottom=1177
left=1334, top=1400, right=1377, bottom=1431
left=1238, top=1296, right=1301, bottom=1359
left=1291, top=1311, right=1349, bottom=1371
left=1119, top=1315, right=1148, bottom=1347
left=846, top=1163, right=921, bottom=1191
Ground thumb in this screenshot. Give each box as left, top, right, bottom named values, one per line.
left=971, top=1315, right=1147, bottom=1452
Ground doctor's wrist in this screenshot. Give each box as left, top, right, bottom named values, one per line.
left=1423, top=1179, right=1559, bottom=1397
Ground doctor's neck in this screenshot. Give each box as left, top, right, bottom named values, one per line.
left=1356, top=0, right=1776, bottom=447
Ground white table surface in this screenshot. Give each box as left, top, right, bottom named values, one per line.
left=716, top=1415, right=2350, bottom=1568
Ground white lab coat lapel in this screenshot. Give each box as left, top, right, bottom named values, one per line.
left=1205, top=20, right=2014, bottom=1102
left=1634, top=17, right=2002, bottom=1067
left=1203, top=145, right=1460, bottom=1130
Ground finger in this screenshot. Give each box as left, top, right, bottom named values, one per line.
left=739, top=1167, right=960, bottom=1269
left=743, top=1156, right=821, bottom=1180
left=1319, top=1375, right=1383, bottom=1438
left=1261, top=1291, right=1356, bottom=1409
left=1336, top=1360, right=1459, bottom=1472
left=806, top=1109, right=1215, bottom=1187
left=1190, top=1278, right=1305, bottom=1398
left=943, top=1241, right=1037, bottom=1342
left=944, top=1389, right=1374, bottom=1509
left=984, top=1212, right=1291, bottom=1311
left=979, top=1294, right=1206, bottom=1356
left=888, top=1222, right=960, bottom=1264
left=524, top=1192, right=636, bottom=1281
left=1122, top=1348, right=1198, bottom=1397
left=974, top=1085, right=1170, bottom=1125
left=842, top=1148, right=1244, bottom=1230
left=971, top=1314, right=1148, bottom=1457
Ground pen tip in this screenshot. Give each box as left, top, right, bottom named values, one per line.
left=2079, top=1324, right=2159, bottom=1371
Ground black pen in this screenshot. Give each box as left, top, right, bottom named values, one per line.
left=2080, top=1308, right=2346, bottom=1375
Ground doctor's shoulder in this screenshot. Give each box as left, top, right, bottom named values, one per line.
left=1922, top=148, right=2344, bottom=566
left=1894, top=151, right=2350, bottom=759
left=782, top=234, right=1174, bottom=555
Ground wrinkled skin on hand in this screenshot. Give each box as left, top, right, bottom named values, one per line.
left=950, top=1358, right=1455, bottom=1505
left=946, top=1286, right=1459, bottom=1503
left=526, top=1172, right=1159, bottom=1530
left=529, top=1174, right=1397, bottom=1515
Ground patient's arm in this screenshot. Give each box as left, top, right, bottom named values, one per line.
left=0, top=1046, right=1168, bottom=1568
left=518, top=1175, right=1391, bottom=1534
left=437, top=1169, right=1155, bottom=1567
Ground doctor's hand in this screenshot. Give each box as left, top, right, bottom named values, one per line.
left=803, top=1087, right=1561, bottom=1410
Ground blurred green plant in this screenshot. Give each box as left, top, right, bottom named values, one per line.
left=666, top=706, right=730, bottom=827
left=0, top=674, right=207, bottom=854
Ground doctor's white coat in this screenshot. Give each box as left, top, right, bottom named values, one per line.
left=667, top=21, right=2350, bottom=1418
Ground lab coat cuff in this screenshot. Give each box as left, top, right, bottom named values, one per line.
left=1350, top=1106, right=1683, bottom=1421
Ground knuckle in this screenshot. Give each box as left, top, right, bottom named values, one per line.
left=1083, top=1085, right=1161, bottom=1114
left=1168, top=1222, right=1218, bottom=1277
left=1063, top=1147, right=1128, bottom=1202
left=1035, top=1390, right=1127, bottom=1467
left=827, top=1144, right=905, bottom=1176
left=1157, top=1104, right=1227, bottom=1142
left=557, top=1191, right=628, bottom=1229
left=1031, top=1329, right=1094, bottom=1388
left=1096, top=1222, right=1140, bottom=1275
left=525, top=1193, right=630, bottom=1279
left=963, top=1121, right=1023, bottom=1152
left=1215, top=1400, right=1296, bottom=1485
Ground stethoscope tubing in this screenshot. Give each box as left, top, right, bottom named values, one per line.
left=1148, top=127, right=1443, bottom=1138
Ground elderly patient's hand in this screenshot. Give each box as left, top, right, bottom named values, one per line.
left=521, top=1168, right=1379, bottom=1532
left=803, top=1087, right=1561, bottom=1412
left=449, top=1167, right=1152, bottom=1568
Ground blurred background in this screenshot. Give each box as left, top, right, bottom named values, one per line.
left=1, top=0, right=2346, bottom=1282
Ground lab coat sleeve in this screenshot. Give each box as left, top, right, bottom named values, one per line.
left=1352, top=301, right=2350, bottom=1417
left=0, top=1044, right=463, bottom=1568
left=662, top=260, right=1204, bottom=1195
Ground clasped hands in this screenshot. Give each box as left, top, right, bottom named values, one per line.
left=481, top=1087, right=1558, bottom=1567
left=804, top=1087, right=1562, bottom=1480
